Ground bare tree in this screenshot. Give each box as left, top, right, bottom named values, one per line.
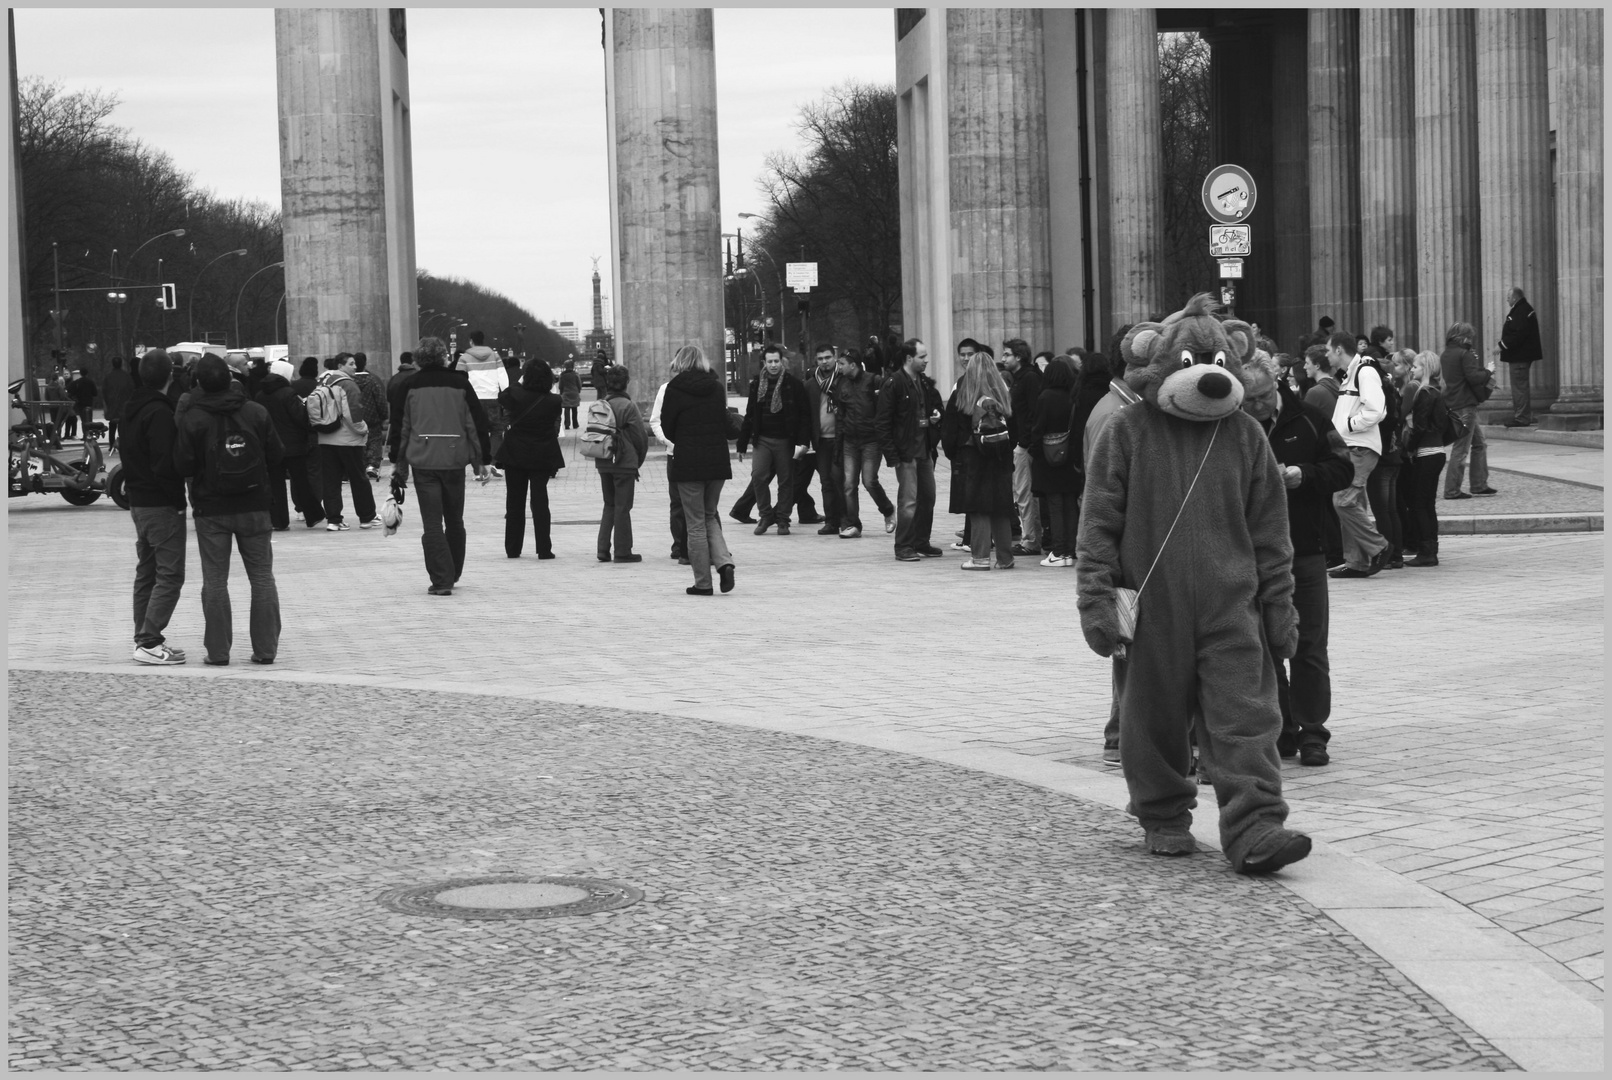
left=1157, top=33, right=1218, bottom=307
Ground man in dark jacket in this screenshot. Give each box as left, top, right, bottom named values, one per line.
left=735, top=344, right=810, bottom=536
left=876, top=338, right=944, bottom=561
left=67, top=368, right=98, bottom=441
left=1003, top=338, right=1045, bottom=556
left=1240, top=352, right=1354, bottom=767
left=255, top=359, right=322, bottom=530
left=801, top=344, right=847, bottom=536
left=100, top=357, right=135, bottom=450
left=122, top=350, right=190, bottom=665
left=173, top=354, right=285, bottom=666
left=831, top=351, right=894, bottom=537
left=1498, top=286, right=1543, bottom=427
left=386, top=351, right=419, bottom=420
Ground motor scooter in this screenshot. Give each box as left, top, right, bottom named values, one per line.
left=8, top=379, right=114, bottom=505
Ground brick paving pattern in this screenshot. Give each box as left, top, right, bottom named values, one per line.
left=9, top=673, right=1514, bottom=1072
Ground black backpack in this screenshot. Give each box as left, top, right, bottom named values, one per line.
left=207, top=410, right=265, bottom=496
left=1364, top=359, right=1403, bottom=458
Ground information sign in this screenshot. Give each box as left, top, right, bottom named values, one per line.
left=1218, top=258, right=1244, bottom=280
left=1208, top=225, right=1252, bottom=258
left=786, top=262, right=818, bottom=291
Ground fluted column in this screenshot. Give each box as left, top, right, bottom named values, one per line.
left=1413, top=11, right=1482, bottom=358
left=1358, top=9, right=1417, bottom=347
left=1307, top=10, right=1361, bottom=335
left=1550, top=8, right=1603, bottom=419
left=1105, top=8, right=1163, bottom=327
left=276, top=9, right=392, bottom=366
left=609, top=9, right=723, bottom=399
left=1477, top=10, right=1556, bottom=412
left=947, top=8, right=1052, bottom=357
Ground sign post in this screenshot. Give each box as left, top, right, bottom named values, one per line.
left=786, top=262, right=817, bottom=356
left=1201, top=165, right=1257, bottom=318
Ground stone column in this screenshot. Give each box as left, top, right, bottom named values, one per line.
left=608, top=9, right=723, bottom=400
left=1206, top=18, right=1275, bottom=334
left=276, top=9, right=393, bottom=366
left=1358, top=9, right=1417, bottom=348
left=1269, top=10, right=1310, bottom=352
left=1413, top=11, right=1482, bottom=359
left=1105, top=8, right=1163, bottom=328
left=947, top=8, right=1052, bottom=355
left=1550, top=8, right=1603, bottom=423
left=1477, top=9, right=1556, bottom=414
left=1307, top=10, right=1361, bottom=336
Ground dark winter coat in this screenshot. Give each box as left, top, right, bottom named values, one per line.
left=385, top=364, right=418, bottom=418
left=290, top=374, right=316, bottom=399
left=941, top=389, right=1017, bottom=517
left=1028, top=387, right=1084, bottom=495
left=1499, top=298, right=1543, bottom=364
left=801, top=368, right=842, bottom=444
left=119, top=388, right=187, bottom=510
left=1008, top=364, right=1045, bottom=450
left=830, top=368, right=882, bottom=443
left=660, top=369, right=734, bottom=483
left=1404, top=382, right=1451, bottom=456
left=388, top=366, right=492, bottom=469
left=255, top=373, right=317, bottom=458
left=737, top=370, right=810, bottom=452
left=494, top=384, right=565, bottom=475
left=875, top=367, right=942, bottom=465
left=1439, top=345, right=1493, bottom=411
left=67, top=375, right=97, bottom=410
left=172, top=385, right=284, bottom=518
left=1258, top=383, right=1354, bottom=557
left=100, top=368, right=135, bottom=418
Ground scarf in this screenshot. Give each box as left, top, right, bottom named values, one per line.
left=760, top=368, right=785, bottom=414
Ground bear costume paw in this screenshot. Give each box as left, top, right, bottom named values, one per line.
left=1235, top=829, right=1313, bottom=875
left=1263, top=602, right=1300, bottom=660
left=1080, top=600, right=1124, bottom=658
left=1144, top=826, right=1200, bottom=856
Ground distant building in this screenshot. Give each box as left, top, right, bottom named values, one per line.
left=552, top=321, right=581, bottom=346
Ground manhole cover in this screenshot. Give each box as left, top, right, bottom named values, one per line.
left=378, top=875, right=642, bottom=921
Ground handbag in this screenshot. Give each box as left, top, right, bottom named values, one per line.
left=1112, top=420, right=1221, bottom=660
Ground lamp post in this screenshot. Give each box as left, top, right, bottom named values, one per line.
left=234, top=261, right=284, bottom=348
left=737, top=212, right=788, bottom=351
left=188, top=248, right=248, bottom=340
left=275, top=291, right=286, bottom=345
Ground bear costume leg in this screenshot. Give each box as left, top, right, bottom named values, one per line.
left=1117, top=595, right=1297, bottom=870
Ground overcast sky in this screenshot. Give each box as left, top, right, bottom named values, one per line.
left=12, top=5, right=896, bottom=332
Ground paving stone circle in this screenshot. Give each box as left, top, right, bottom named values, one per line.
left=379, top=875, right=641, bottom=920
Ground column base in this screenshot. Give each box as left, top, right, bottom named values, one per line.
left=1539, top=412, right=1603, bottom=432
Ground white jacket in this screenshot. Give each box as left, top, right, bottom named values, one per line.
left=1332, top=354, right=1385, bottom=455
left=458, top=346, right=509, bottom=401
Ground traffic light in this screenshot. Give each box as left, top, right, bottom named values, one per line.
left=160, top=283, right=176, bottom=310
left=796, top=297, right=811, bottom=315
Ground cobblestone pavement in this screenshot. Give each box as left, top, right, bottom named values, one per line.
left=8, top=432, right=1603, bottom=1069
left=9, top=672, right=1514, bottom=1072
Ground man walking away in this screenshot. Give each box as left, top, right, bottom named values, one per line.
left=101, top=356, right=135, bottom=451
left=459, top=331, right=509, bottom=471
left=314, top=354, right=377, bottom=531
left=122, top=349, right=190, bottom=665
left=67, top=368, right=98, bottom=444
left=389, top=336, right=491, bottom=595
left=1327, top=333, right=1389, bottom=579
left=256, top=359, right=322, bottom=530
left=351, top=352, right=390, bottom=479
left=832, top=349, right=895, bottom=538
left=876, top=339, right=944, bottom=561
left=172, top=354, right=284, bottom=666
left=386, top=352, right=418, bottom=424
left=1498, top=286, right=1543, bottom=427
left=1240, top=351, right=1354, bottom=767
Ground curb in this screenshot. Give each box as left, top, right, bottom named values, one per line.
left=1443, top=512, right=1603, bottom=535
left=1479, top=425, right=1603, bottom=449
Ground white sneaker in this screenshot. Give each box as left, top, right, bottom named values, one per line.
left=950, top=540, right=969, bottom=550
left=959, top=559, right=992, bottom=571
left=365, top=468, right=380, bottom=481
left=838, top=525, right=861, bottom=538
left=489, top=466, right=504, bottom=478
left=326, top=521, right=351, bottom=532
left=884, top=513, right=896, bottom=534
left=358, top=519, right=378, bottom=529
left=133, top=643, right=186, bottom=665
left=1039, top=552, right=1064, bottom=567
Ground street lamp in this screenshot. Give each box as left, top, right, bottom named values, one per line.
left=188, top=248, right=249, bottom=340
left=737, top=213, right=788, bottom=351
left=123, top=228, right=186, bottom=277
left=234, top=261, right=284, bottom=348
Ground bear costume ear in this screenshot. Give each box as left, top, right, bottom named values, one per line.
left=1219, top=319, right=1257, bottom=365
left=1122, top=324, right=1163, bottom=368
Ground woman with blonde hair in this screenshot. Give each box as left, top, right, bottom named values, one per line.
left=941, top=346, right=1019, bottom=570
left=1400, top=350, right=1450, bottom=566
left=659, top=343, right=737, bottom=595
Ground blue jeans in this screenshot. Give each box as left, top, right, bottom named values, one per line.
left=840, top=438, right=893, bottom=530
left=893, top=455, right=936, bottom=555
left=1443, top=405, right=1488, bottom=496
left=749, top=436, right=794, bottom=525
left=1333, top=447, right=1386, bottom=570
left=677, top=479, right=733, bottom=590
left=598, top=471, right=636, bottom=557
left=415, top=468, right=467, bottom=588
left=131, top=505, right=187, bottom=649
left=193, top=511, right=279, bottom=663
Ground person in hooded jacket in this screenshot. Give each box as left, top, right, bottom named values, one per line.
left=255, top=359, right=322, bottom=530
left=595, top=364, right=650, bottom=562
left=659, top=344, right=736, bottom=595
left=1028, top=356, right=1083, bottom=566
left=495, top=359, right=565, bottom=559
left=173, top=354, right=285, bottom=666
left=122, top=349, right=190, bottom=665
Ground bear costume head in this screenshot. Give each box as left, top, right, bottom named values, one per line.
left=1120, top=293, right=1258, bottom=422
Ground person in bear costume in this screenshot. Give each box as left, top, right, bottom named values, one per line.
left=1076, top=292, right=1311, bottom=874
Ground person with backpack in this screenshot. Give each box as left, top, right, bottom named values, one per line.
left=589, top=365, right=650, bottom=562
left=255, top=359, right=322, bottom=530
left=495, top=359, right=565, bottom=559
left=309, top=354, right=377, bottom=531
left=388, top=336, right=492, bottom=595
left=1027, top=355, right=1083, bottom=567
left=1238, top=350, right=1354, bottom=767
left=1326, top=332, right=1391, bottom=579
left=172, top=353, right=284, bottom=666
left=351, top=352, right=390, bottom=481
left=942, top=347, right=1018, bottom=570
left=1401, top=351, right=1455, bottom=567
left=1364, top=344, right=1407, bottom=569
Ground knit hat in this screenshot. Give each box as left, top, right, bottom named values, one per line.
left=268, top=359, right=295, bottom=380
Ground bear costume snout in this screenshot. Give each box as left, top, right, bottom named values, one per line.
left=1156, top=363, right=1246, bottom=420
left=1198, top=370, right=1233, bottom=399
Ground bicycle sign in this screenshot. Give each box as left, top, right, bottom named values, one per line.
left=1208, top=225, right=1252, bottom=258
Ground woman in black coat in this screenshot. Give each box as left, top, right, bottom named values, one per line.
left=659, top=344, right=736, bottom=596
left=1028, top=356, right=1083, bottom=565
left=942, top=347, right=1019, bottom=570
left=495, top=360, right=565, bottom=558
